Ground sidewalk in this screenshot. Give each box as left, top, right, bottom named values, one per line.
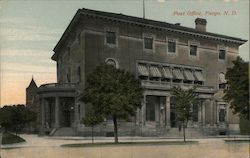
left=1, top=134, right=249, bottom=149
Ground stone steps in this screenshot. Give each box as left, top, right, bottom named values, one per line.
left=53, top=127, right=76, bottom=136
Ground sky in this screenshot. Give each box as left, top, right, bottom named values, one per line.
left=0, top=0, right=249, bottom=106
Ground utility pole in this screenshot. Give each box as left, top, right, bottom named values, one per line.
left=143, top=0, right=145, bottom=19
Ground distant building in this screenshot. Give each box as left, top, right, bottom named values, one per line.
left=27, top=8, right=247, bottom=136
left=26, top=77, right=38, bottom=111
left=26, top=77, right=40, bottom=132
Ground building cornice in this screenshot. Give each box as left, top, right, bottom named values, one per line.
left=52, top=8, right=247, bottom=61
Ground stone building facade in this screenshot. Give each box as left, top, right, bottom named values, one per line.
left=31, top=8, right=247, bottom=136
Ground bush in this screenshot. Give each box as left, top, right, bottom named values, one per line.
left=240, top=117, right=250, bottom=134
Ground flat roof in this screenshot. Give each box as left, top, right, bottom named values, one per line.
left=52, top=8, right=247, bottom=60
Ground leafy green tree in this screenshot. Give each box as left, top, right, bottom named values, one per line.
left=82, top=111, right=103, bottom=143
left=223, top=57, right=249, bottom=120
left=0, top=106, right=13, bottom=132
left=171, top=86, right=197, bottom=142
left=0, top=105, right=37, bottom=134
left=82, top=64, right=143, bottom=143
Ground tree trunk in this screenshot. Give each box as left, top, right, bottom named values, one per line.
left=113, top=115, right=118, bottom=143
left=183, top=121, right=186, bottom=142
left=91, top=126, right=94, bottom=143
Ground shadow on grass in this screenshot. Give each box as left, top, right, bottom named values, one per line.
left=225, top=139, right=250, bottom=143
left=61, top=141, right=199, bottom=148
left=1, top=132, right=25, bottom=145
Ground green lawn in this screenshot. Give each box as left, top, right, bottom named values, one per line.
left=1, top=132, right=26, bottom=145
left=61, top=141, right=198, bottom=148
left=225, top=139, right=250, bottom=143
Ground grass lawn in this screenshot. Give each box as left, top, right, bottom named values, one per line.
left=61, top=141, right=198, bottom=148
left=1, top=132, right=26, bottom=145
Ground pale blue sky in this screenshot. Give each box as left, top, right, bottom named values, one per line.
left=0, top=0, right=249, bottom=106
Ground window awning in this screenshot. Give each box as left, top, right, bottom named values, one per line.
left=194, top=70, right=205, bottom=81
left=219, top=73, right=227, bottom=84
left=184, top=69, right=195, bottom=81
left=162, top=67, right=173, bottom=79
left=138, top=64, right=149, bottom=76
left=149, top=66, right=162, bottom=77
left=173, top=68, right=184, bottom=80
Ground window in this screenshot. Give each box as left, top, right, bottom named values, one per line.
left=144, top=37, right=153, bottom=50
left=77, top=66, right=81, bottom=82
left=219, top=49, right=226, bottom=60
left=219, top=73, right=227, bottom=90
left=168, top=40, right=176, bottom=53
left=105, top=58, right=118, bottom=68
left=192, top=103, right=199, bottom=122
left=219, top=108, right=226, bottom=122
left=67, top=68, right=71, bottom=83
left=146, top=96, right=156, bottom=121
left=106, top=31, right=116, bottom=44
left=190, top=45, right=197, bottom=56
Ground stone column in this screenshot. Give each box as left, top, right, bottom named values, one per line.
left=209, top=99, right=214, bottom=126
left=40, top=98, right=45, bottom=134
left=202, top=102, right=206, bottom=126
left=166, top=96, right=171, bottom=128
left=198, top=103, right=202, bottom=125
left=74, top=100, right=79, bottom=124
left=136, top=108, right=140, bottom=125
left=54, top=97, right=60, bottom=128
left=141, top=95, right=146, bottom=125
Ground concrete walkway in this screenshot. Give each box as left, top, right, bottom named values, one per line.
left=2, top=134, right=249, bottom=148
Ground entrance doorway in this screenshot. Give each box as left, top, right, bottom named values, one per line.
left=146, top=95, right=166, bottom=125
left=60, top=97, right=74, bottom=127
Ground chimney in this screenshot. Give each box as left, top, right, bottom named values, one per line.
left=195, top=18, right=207, bottom=32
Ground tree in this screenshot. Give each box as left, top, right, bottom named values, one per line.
left=171, top=86, right=197, bottom=142
left=82, top=64, right=143, bottom=143
left=0, top=106, right=13, bottom=132
left=0, top=105, right=37, bottom=134
left=82, top=111, right=103, bottom=143
left=223, top=57, right=249, bottom=120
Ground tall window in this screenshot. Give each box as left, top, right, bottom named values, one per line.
left=192, top=102, right=199, bottom=122
left=219, top=108, right=226, bottom=122
left=219, top=49, right=226, bottom=60
left=146, top=96, right=156, bottom=121
left=190, top=45, right=197, bottom=56
left=77, top=66, right=81, bottom=82
left=144, top=37, right=153, bottom=50
left=106, top=31, right=116, bottom=44
left=219, top=73, right=227, bottom=89
left=67, top=68, right=71, bottom=83
left=168, top=40, right=176, bottom=53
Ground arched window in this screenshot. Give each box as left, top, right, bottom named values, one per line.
left=105, top=58, right=118, bottom=68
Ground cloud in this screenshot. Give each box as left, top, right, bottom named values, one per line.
left=1, top=26, right=61, bottom=41
left=0, top=16, right=63, bottom=41
left=0, top=49, right=52, bottom=57
left=1, top=62, right=56, bottom=74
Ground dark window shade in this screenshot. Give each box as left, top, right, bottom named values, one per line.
left=144, top=37, right=153, bottom=50
left=106, top=31, right=116, bottom=44
left=190, top=45, right=197, bottom=56
left=168, top=41, right=176, bottom=53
